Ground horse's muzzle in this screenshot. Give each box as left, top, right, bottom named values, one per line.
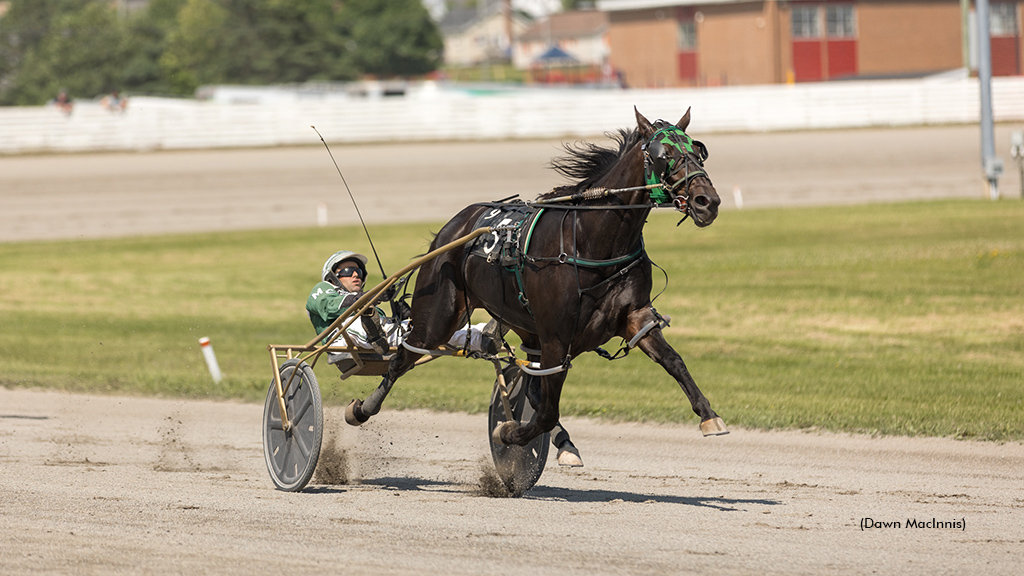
left=689, top=186, right=720, bottom=228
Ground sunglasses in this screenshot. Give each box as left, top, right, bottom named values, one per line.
left=333, top=266, right=365, bottom=280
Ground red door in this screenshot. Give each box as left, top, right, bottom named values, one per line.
left=826, top=39, right=857, bottom=79
left=988, top=2, right=1020, bottom=76
left=793, top=40, right=824, bottom=81
left=791, top=2, right=858, bottom=82
left=991, top=37, right=1019, bottom=75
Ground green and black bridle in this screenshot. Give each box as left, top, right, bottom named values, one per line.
left=642, top=123, right=711, bottom=222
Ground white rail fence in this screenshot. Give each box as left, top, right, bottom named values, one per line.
left=3, top=76, right=1024, bottom=154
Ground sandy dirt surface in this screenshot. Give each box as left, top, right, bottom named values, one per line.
left=2, top=125, right=1023, bottom=574
left=1, top=387, right=1021, bottom=575
left=1, top=124, right=1021, bottom=242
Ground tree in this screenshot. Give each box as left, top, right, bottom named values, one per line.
left=121, top=0, right=188, bottom=96
left=223, top=0, right=357, bottom=84
left=0, top=0, right=443, bottom=104
left=340, top=0, right=443, bottom=77
left=159, top=0, right=234, bottom=94
left=0, top=0, right=130, bottom=105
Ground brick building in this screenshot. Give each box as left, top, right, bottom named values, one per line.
left=595, top=0, right=1023, bottom=88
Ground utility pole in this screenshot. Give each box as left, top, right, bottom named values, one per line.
left=478, top=0, right=488, bottom=81
left=961, top=0, right=971, bottom=71
left=977, top=0, right=1003, bottom=200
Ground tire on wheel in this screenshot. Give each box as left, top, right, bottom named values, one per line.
left=488, top=364, right=549, bottom=494
left=263, top=359, right=323, bottom=492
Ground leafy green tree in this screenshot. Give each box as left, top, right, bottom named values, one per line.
left=159, top=0, right=232, bottom=94
left=222, top=0, right=357, bottom=84
left=121, top=0, right=187, bottom=96
left=341, top=0, right=443, bottom=77
left=0, top=0, right=443, bottom=104
left=1, top=0, right=130, bottom=105
left=0, top=0, right=85, bottom=104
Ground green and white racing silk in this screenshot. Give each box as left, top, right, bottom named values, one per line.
left=306, top=281, right=386, bottom=345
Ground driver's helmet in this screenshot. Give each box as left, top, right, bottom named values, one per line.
left=321, top=250, right=369, bottom=284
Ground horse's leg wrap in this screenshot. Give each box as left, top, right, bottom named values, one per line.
left=345, top=375, right=395, bottom=426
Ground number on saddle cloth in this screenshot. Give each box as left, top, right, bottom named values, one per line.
left=469, top=202, right=536, bottom=268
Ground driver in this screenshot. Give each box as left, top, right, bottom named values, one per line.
left=306, top=250, right=497, bottom=355
left=307, top=250, right=583, bottom=468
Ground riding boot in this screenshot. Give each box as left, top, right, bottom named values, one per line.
left=482, top=317, right=510, bottom=339
left=390, top=297, right=412, bottom=322
left=479, top=317, right=506, bottom=355
left=361, top=310, right=389, bottom=355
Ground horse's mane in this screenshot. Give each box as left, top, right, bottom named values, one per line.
left=539, top=128, right=642, bottom=199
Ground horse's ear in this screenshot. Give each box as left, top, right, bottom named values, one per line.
left=676, top=107, right=692, bottom=131
left=635, top=107, right=655, bottom=137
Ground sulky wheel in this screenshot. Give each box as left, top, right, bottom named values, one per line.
left=263, top=359, right=323, bottom=492
left=488, top=364, right=549, bottom=494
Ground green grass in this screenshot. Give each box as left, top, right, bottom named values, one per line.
left=2, top=199, right=1022, bottom=440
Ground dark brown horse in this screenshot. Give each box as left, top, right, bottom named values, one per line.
left=346, top=107, right=728, bottom=446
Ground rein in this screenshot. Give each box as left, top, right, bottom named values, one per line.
left=530, top=125, right=709, bottom=226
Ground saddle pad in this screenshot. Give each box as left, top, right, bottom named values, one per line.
left=467, top=202, right=539, bottom=265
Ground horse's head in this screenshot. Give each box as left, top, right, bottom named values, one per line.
left=636, top=107, right=720, bottom=227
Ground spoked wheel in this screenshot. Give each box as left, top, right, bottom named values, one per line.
left=263, top=359, right=323, bottom=492
left=488, top=364, right=549, bottom=494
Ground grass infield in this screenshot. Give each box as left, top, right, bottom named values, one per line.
left=2, top=199, right=1021, bottom=440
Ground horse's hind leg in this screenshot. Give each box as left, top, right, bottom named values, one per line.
left=346, top=260, right=470, bottom=426
left=344, top=346, right=420, bottom=426
left=627, top=308, right=729, bottom=436
left=345, top=313, right=466, bottom=425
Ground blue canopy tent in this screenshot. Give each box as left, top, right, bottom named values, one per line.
left=533, top=45, right=579, bottom=66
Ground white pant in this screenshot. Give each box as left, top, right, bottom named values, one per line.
left=336, top=321, right=489, bottom=352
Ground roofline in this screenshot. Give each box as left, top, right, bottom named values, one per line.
left=597, top=0, right=759, bottom=11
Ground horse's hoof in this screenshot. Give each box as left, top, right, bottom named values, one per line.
left=345, top=399, right=369, bottom=426
left=556, top=442, right=584, bottom=467
left=490, top=420, right=518, bottom=445
left=700, top=417, right=729, bottom=436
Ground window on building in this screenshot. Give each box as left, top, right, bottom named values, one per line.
left=792, top=6, right=820, bottom=39
left=790, top=5, right=823, bottom=38
left=990, top=2, right=1019, bottom=37
left=826, top=4, right=856, bottom=38
left=678, top=19, right=696, bottom=51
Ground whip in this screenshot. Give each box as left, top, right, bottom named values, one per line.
left=311, top=126, right=388, bottom=280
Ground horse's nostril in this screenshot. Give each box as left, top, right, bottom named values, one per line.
left=694, top=195, right=710, bottom=208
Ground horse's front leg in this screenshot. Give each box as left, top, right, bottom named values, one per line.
left=627, top=309, right=729, bottom=436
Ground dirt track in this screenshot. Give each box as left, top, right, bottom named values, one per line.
left=2, top=388, right=1022, bottom=575
left=2, top=125, right=1023, bottom=574
left=1, top=124, right=1021, bottom=242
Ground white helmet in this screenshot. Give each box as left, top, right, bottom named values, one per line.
left=321, top=250, right=369, bottom=282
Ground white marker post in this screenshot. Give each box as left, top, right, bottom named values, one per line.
left=733, top=185, right=744, bottom=209
left=198, top=337, right=223, bottom=383
left=317, top=202, right=328, bottom=227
